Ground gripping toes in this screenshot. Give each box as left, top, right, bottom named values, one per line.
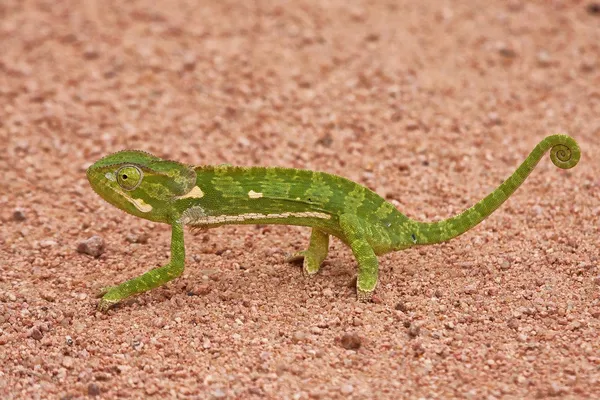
left=285, top=228, right=329, bottom=277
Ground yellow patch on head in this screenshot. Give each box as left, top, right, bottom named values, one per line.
left=131, top=198, right=153, bottom=213
left=177, top=186, right=205, bottom=199
left=248, top=190, right=263, bottom=199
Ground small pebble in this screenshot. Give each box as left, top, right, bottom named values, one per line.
left=39, top=239, right=57, bottom=248
left=30, top=328, right=43, bottom=341
left=62, top=356, right=74, bottom=369
left=189, top=284, right=212, bottom=296
left=292, top=331, right=306, bottom=343
left=463, top=284, right=478, bottom=294
left=12, top=208, right=26, bottom=221
left=340, top=332, right=362, bottom=350
left=88, top=383, right=101, bottom=397
left=340, top=384, right=354, bottom=394
left=125, top=232, right=150, bottom=244
left=537, top=51, right=551, bottom=67
left=77, top=235, right=105, bottom=257
left=408, top=323, right=421, bottom=338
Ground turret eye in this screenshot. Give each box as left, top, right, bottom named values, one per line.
left=116, top=166, right=142, bottom=191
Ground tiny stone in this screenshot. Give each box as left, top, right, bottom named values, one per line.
left=30, top=328, right=43, bottom=341
left=12, top=208, right=26, bottom=221
left=487, top=112, right=501, bottom=125
left=499, top=47, right=517, bottom=58
left=88, top=383, right=101, bottom=397
left=323, top=288, right=333, bottom=298
left=189, top=284, right=212, bottom=296
left=537, top=51, right=551, bottom=67
left=340, top=332, right=362, bottom=350
left=340, top=384, right=354, bottom=394
left=408, top=324, right=421, bottom=338
left=500, top=259, right=511, bottom=270
left=212, top=388, right=227, bottom=399
left=568, top=321, right=583, bottom=331
left=77, top=235, right=105, bottom=257
left=7, top=292, right=16, bottom=302
left=125, top=232, right=150, bottom=244
left=463, top=284, right=477, bottom=294
left=549, top=382, right=567, bottom=396
left=65, top=336, right=73, bottom=346
left=62, top=356, right=74, bottom=369
left=41, top=292, right=56, bottom=302
left=154, top=317, right=166, bottom=328
left=395, top=302, right=408, bottom=312
left=83, top=46, right=99, bottom=60
left=39, top=239, right=58, bottom=248
left=292, top=331, right=306, bottom=343
left=310, top=326, right=322, bottom=335
left=507, top=318, right=519, bottom=330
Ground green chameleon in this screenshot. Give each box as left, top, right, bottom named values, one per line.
left=87, top=134, right=580, bottom=311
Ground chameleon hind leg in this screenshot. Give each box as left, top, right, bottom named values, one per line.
left=97, top=223, right=185, bottom=311
left=339, top=214, right=378, bottom=302
left=285, top=228, right=329, bottom=276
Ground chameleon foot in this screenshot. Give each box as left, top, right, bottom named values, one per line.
left=357, top=287, right=375, bottom=302
left=285, top=251, right=321, bottom=277
left=95, top=286, right=122, bottom=311
left=97, top=297, right=119, bottom=312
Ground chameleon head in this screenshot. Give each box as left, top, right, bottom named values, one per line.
left=86, top=150, right=197, bottom=223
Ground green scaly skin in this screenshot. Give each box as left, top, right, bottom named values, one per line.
left=86, top=134, right=580, bottom=311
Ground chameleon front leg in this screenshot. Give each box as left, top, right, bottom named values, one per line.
left=97, top=222, right=185, bottom=311
left=339, top=214, right=378, bottom=302
left=285, top=228, right=329, bottom=276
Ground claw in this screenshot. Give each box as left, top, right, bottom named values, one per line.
left=357, top=289, right=374, bottom=303
left=96, top=286, right=115, bottom=298
left=284, top=251, right=306, bottom=264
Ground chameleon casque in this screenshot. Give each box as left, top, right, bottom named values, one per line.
left=87, top=134, right=580, bottom=311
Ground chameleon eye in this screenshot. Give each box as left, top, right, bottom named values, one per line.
left=116, top=165, right=143, bottom=191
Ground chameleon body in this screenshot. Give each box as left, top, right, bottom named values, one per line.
left=87, top=134, right=580, bottom=311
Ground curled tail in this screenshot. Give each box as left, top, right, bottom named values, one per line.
left=412, top=134, right=580, bottom=244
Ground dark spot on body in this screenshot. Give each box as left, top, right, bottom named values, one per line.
left=411, top=233, right=417, bottom=243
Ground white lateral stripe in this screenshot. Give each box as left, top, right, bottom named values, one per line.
left=177, top=186, right=204, bottom=199
left=185, top=211, right=331, bottom=225
left=248, top=190, right=263, bottom=199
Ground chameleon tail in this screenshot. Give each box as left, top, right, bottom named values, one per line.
left=412, top=134, right=580, bottom=245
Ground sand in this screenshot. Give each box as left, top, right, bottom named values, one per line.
left=1, top=0, right=600, bottom=398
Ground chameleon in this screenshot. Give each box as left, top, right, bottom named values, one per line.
left=86, top=134, right=580, bottom=311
